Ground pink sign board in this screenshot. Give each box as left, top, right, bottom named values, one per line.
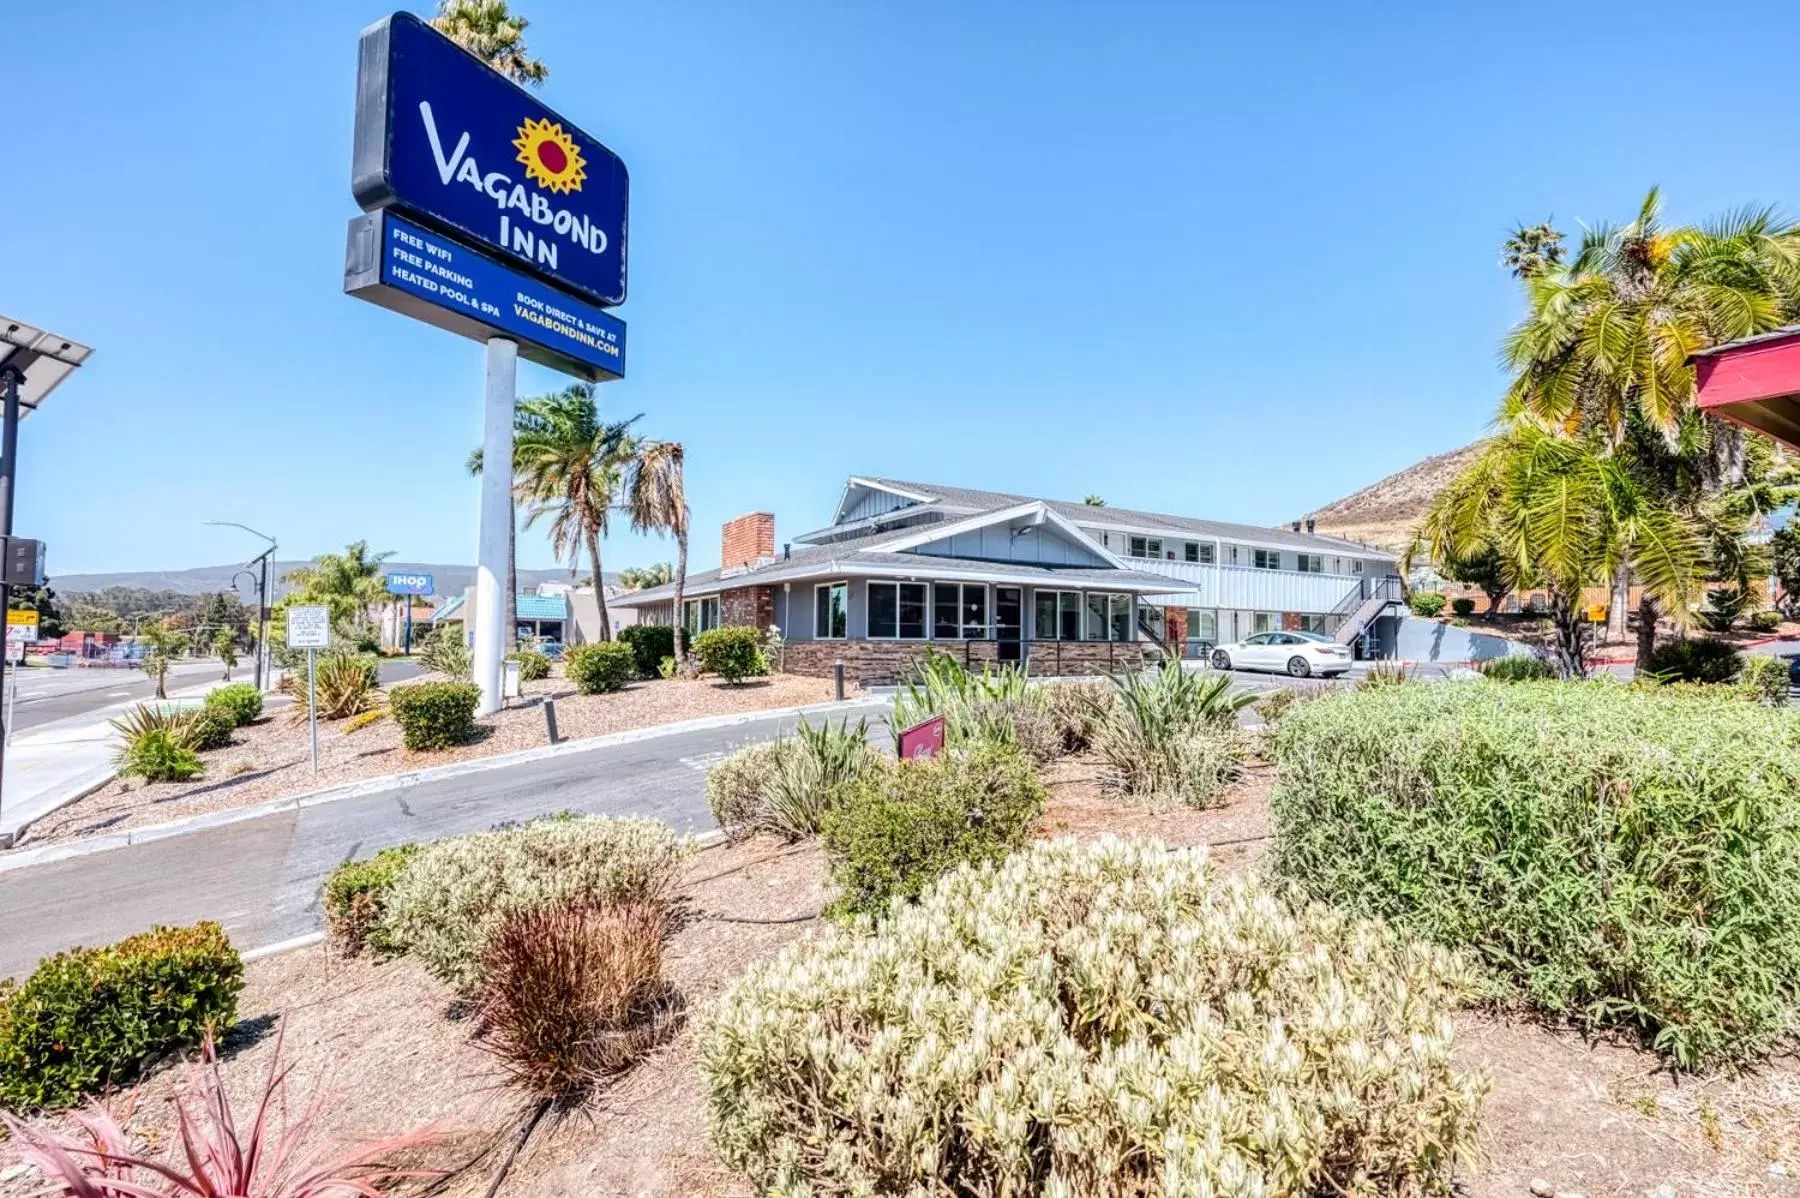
left=897, top=714, right=946, bottom=760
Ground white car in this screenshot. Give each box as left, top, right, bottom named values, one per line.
left=1211, top=630, right=1352, bottom=678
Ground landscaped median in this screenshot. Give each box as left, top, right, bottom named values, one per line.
left=5, top=661, right=1800, bottom=1196
left=13, top=658, right=849, bottom=849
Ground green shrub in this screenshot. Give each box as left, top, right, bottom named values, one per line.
left=821, top=743, right=1044, bottom=919
left=377, top=815, right=690, bottom=990
left=1268, top=682, right=1800, bottom=1066
left=657, top=655, right=678, bottom=679
left=1648, top=636, right=1742, bottom=684
left=887, top=649, right=1066, bottom=762
left=1474, top=654, right=1557, bottom=682
left=0, top=922, right=242, bottom=1112
left=1696, top=586, right=1751, bottom=633
left=565, top=641, right=636, bottom=694
left=507, top=649, right=551, bottom=682
left=701, top=837, right=1484, bottom=1196
left=185, top=705, right=236, bottom=751
left=618, top=625, right=675, bottom=678
left=1739, top=654, right=1791, bottom=706
left=204, top=682, right=263, bottom=726
left=693, top=626, right=768, bottom=683
left=389, top=680, right=480, bottom=750
left=706, top=718, right=878, bottom=841
left=1450, top=596, right=1477, bottom=618
left=419, top=625, right=472, bottom=680
left=1091, top=661, right=1254, bottom=807
left=117, top=728, right=202, bottom=783
left=1254, top=685, right=1305, bottom=725
left=322, top=844, right=420, bottom=956
left=1408, top=590, right=1448, bottom=617
left=1749, top=609, right=1784, bottom=633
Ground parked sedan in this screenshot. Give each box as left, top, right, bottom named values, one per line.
left=1211, top=630, right=1352, bottom=678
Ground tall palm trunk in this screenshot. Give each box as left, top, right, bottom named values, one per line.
left=507, top=511, right=518, bottom=651
left=672, top=527, right=690, bottom=669
left=1606, top=563, right=1630, bottom=643
left=586, top=527, right=612, bottom=640
left=1635, top=595, right=1660, bottom=673
left=1549, top=590, right=1592, bottom=679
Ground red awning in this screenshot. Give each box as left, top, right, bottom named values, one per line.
left=1693, top=326, right=1800, bottom=448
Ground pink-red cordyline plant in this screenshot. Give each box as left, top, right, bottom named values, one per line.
left=1, top=1032, right=441, bottom=1197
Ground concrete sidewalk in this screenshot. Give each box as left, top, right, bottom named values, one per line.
left=0, top=675, right=246, bottom=845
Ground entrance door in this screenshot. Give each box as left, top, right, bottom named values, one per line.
left=995, top=587, right=1023, bottom=663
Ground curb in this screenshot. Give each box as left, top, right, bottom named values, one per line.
left=0, top=696, right=884, bottom=874
left=0, top=676, right=283, bottom=847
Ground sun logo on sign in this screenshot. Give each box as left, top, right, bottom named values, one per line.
left=514, top=117, right=586, bottom=194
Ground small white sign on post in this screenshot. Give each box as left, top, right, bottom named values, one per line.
left=286, top=605, right=330, bottom=774
left=286, top=605, right=331, bottom=649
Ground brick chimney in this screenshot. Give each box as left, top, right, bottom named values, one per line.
left=721, top=512, right=776, bottom=572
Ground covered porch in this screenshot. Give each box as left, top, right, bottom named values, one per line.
left=1694, top=326, right=1800, bottom=449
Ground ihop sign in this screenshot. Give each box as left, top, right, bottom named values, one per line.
left=351, top=11, right=628, bottom=308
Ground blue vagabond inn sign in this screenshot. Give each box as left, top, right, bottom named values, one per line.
left=351, top=11, right=629, bottom=309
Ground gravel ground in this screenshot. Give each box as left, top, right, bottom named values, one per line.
left=5, top=765, right=1795, bottom=1196
left=22, top=673, right=843, bottom=847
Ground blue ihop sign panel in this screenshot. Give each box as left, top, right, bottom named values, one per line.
left=385, top=571, right=434, bottom=596
left=345, top=211, right=626, bottom=380
left=351, top=11, right=628, bottom=308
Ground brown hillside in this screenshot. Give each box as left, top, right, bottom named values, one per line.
left=1302, top=442, right=1487, bottom=553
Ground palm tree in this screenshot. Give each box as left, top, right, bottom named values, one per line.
left=282, top=541, right=394, bottom=641
left=431, top=0, right=548, bottom=86
left=1410, top=426, right=1705, bottom=678
left=1083, top=494, right=1105, bottom=507
left=617, top=563, right=673, bottom=590
left=622, top=441, right=691, bottom=668
left=513, top=384, right=640, bottom=639
left=1498, top=190, right=1800, bottom=653
left=1500, top=221, right=1564, bottom=280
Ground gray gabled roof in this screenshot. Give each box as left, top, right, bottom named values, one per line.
left=611, top=516, right=1177, bottom=607
left=861, top=477, right=1391, bottom=556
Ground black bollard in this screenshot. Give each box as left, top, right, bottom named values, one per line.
left=834, top=659, right=845, bottom=701
left=544, top=698, right=560, bottom=745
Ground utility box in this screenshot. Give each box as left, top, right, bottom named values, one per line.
left=0, top=538, right=44, bottom=588
left=502, top=657, right=522, bottom=700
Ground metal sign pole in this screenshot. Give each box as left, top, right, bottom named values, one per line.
left=308, top=646, right=318, bottom=773
left=472, top=337, right=517, bottom=717
left=5, top=644, right=17, bottom=747
left=405, top=599, right=412, bottom=655
left=0, top=367, right=22, bottom=833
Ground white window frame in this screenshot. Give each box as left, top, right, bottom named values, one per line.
left=1128, top=535, right=1163, bottom=560
left=868, top=580, right=929, bottom=640
left=1084, top=592, right=1133, bottom=642
left=1296, top=553, right=1324, bottom=574
left=684, top=596, right=720, bottom=635
left=1297, top=613, right=1327, bottom=633
left=1183, top=541, right=1215, bottom=564
left=1033, top=589, right=1086, bottom=641
left=813, top=581, right=847, bottom=640
left=1253, top=549, right=1281, bottom=571
left=931, top=581, right=990, bottom=640
left=1252, top=611, right=1278, bottom=634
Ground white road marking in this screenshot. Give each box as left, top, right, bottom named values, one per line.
left=106, top=691, right=130, bottom=697
left=680, top=751, right=731, bottom=772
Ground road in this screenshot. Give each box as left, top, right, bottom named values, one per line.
left=6, top=657, right=428, bottom=733
left=0, top=704, right=870, bottom=977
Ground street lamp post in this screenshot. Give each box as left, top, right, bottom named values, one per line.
left=0, top=318, right=92, bottom=845
left=207, top=522, right=276, bottom=692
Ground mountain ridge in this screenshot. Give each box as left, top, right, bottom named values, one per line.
left=1300, top=442, right=1487, bottom=554
left=51, top=562, right=615, bottom=599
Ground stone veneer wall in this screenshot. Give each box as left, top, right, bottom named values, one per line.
left=782, top=638, right=1157, bottom=685
left=719, top=585, right=774, bottom=631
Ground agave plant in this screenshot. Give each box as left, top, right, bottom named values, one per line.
left=1092, top=661, right=1256, bottom=807
left=888, top=648, right=1034, bottom=748
left=0, top=1032, right=441, bottom=1197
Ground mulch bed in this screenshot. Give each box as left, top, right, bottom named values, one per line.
left=5, top=752, right=1797, bottom=1196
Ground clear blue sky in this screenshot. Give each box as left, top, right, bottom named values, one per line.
left=10, top=1, right=1800, bottom=577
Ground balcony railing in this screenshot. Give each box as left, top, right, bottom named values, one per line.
left=1121, top=558, right=1363, bottom=613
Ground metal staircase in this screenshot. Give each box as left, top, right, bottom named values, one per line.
left=1329, top=575, right=1404, bottom=648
